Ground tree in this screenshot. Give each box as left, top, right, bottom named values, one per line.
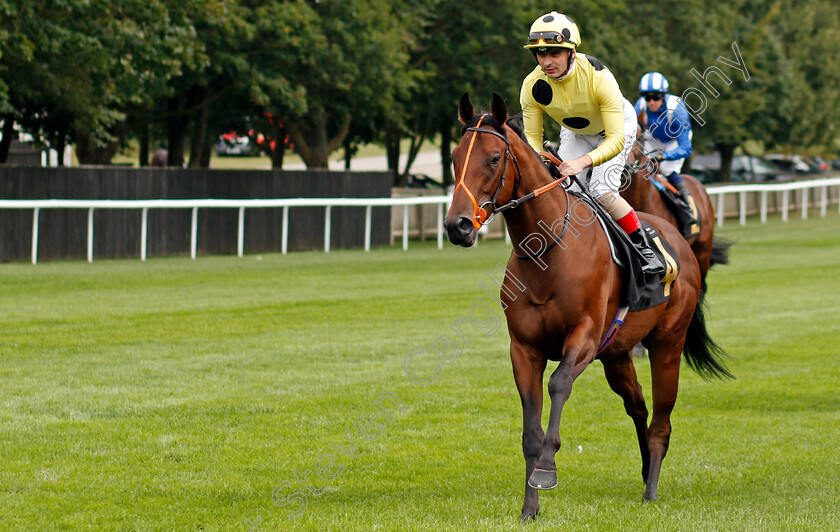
left=0, top=0, right=204, bottom=165
left=606, top=0, right=767, bottom=181
left=152, top=0, right=251, bottom=168
left=254, top=0, right=411, bottom=169
left=608, top=0, right=840, bottom=180
left=4, top=0, right=837, bottom=176
left=747, top=0, right=840, bottom=157
left=394, top=0, right=541, bottom=187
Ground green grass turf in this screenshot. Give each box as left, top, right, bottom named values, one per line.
left=1, top=212, right=839, bottom=531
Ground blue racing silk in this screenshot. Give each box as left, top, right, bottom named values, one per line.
left=634, top=94, right=693, bottom=161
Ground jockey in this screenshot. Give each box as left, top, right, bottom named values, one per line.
left=520, top=12, right=664, bottom=275
left=634, top=72, right=697, bottom=224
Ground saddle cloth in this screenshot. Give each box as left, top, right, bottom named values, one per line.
left=651, top=177, right=701, bottom=238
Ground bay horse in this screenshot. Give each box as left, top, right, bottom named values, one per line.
left=444, top=93, right=731, bottom=521
left=622, top=127, right=730, bottom=292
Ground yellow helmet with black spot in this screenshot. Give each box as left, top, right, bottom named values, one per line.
left=524, top=12, right=581, bottom=51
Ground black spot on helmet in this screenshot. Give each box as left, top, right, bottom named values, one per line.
left=525, top=12, right=582, bottom=51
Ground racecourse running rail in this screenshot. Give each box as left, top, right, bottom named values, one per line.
left=1, top=177, right=839, bottom=264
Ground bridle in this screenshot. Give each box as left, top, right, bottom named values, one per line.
left=454, top=114, right=570, bottom=230
left=454, top=114, right=523, bottom=229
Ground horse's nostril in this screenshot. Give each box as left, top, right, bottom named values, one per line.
left=457, top=217, right=474, bottom=233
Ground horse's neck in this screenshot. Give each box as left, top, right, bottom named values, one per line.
left=502, top=152, right=593, bottom=261
left=623, top=167, right=652, bottom=208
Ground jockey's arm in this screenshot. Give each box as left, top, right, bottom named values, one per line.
left=585, top=70, right=625, bottom=167
left=661, top=103, right=693, bottom=161
left=520, top=82, right=545, bottom=154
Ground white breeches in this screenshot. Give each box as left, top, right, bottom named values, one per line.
left=642, top=137, right=685, bottom=176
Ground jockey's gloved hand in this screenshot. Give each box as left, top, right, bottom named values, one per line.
left=654, top=155, right=665, bottom=163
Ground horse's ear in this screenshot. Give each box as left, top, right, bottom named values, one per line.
left=491, top=92, right=508, bottom=124
left=459, top=93, right=475, bottom=124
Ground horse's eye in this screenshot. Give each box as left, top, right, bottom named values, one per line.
left=490, top=154, right=501, bottom=166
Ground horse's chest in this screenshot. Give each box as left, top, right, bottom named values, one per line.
left=506, top=298, right=577, bottom=347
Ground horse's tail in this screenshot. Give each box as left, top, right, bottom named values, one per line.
left=710, top=237, right=733, bottom=267
left=682, top=299, right=733, bottom=380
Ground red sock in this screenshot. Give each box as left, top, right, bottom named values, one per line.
left=616, top=210, right=641, bottom=234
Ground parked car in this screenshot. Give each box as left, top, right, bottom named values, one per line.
left=685, top=166, right=717, bottom=184
left=733, top=155, right=795, bottom=181
left=215, top=133, right=253, bottom=156
left=405, top=174, right=442, bottom=189
left=765, top=154, right=829, bottom=174
left=690, top=154, right=794, bottom=182
left=764, top=154, right=831, bottom=174
left=811, top=156, right=829, bottom=171
left=764, top=154, right=814, bottom=174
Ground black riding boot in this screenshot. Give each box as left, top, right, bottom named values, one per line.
left=629, top=228, right=665, bottom=275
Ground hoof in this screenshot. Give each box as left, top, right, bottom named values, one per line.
left=643, top=493, right=658, bottom=502
left=520, top=502, right=539, bottom=522
left=527, top=468, right=558, bottom=490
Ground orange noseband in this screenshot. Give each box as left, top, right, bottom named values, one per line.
left=453, top=116, right=490, bottom=230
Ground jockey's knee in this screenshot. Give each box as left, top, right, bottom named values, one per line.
left=597, top=191, right=633, bottom=220
left=666, top=171, right=683, bottom=186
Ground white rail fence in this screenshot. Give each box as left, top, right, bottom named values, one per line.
left=2, top=177, right=839, bottom=264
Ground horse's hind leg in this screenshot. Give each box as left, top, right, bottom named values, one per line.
left=602, top=354, right=650, bottom=484
left=644, top=339, right=682, bottom=501
left=511, top=343, right=547, bottom=521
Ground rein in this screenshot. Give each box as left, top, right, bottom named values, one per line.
left=513, top=190, right=572, bottom=261
left=625, top=145, right=679, bottom=195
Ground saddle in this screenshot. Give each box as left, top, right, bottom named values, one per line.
left=650, top=177, right=701, bottom=238
left=535, top=148, right=680, bottom=311
left=571, top=192, right=680, bottom=312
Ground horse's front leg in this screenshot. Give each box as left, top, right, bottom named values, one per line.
left=528, top=321, right=597, bottom=491
left=510, top=341, right=547, bottom=521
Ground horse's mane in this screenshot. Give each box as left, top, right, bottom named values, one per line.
left=506, top=111, right=545, bottom=162
left=506, top=112, right=526, bottom=141
left=460, top=109, right=527, bottom=141
left=461, top=109, right=543, bottom=163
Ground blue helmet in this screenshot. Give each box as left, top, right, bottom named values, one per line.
left=639, top=72, right=669, bottom=94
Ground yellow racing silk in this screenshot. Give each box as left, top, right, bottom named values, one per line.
left=520, top=54, right=625, bottom=166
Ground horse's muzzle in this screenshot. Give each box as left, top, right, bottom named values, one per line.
left=444, top=215, right=477, bottom=247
